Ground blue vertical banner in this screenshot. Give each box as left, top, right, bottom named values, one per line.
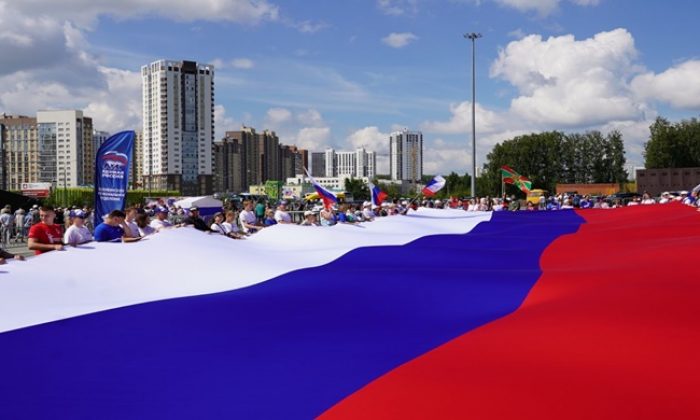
left=94, top=131, right=134, bottom=227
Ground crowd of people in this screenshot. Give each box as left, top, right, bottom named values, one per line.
left=434, top=190, right=700, bottom=211
left=1, top=188, right=698, bottom=264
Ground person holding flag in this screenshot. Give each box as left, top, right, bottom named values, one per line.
left=422, top=175, right=447, bottom=197
left=368, top=182, right=388, bottom=208
left=304, top=169, right=338, bottom=210
left=501, top=165, right=532, bottom=194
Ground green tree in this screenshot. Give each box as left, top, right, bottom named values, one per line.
left=344, top=177, right=369, bottom=201
left=644, top=117, right=700, bottom=168
left=482, top=130, right=627, bottom=195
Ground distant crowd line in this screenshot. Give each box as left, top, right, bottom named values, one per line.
left=1, top=189, right=697, bottom=264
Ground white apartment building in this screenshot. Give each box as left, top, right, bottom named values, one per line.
left=323, top=147, right=376, bottom=179
left=390, top=129, right=423, bottom=182
left=93, top=130, right=110, bottom=152
left=142, top=59, right=215, bottom=195
left=287, top=174, right=369, bottom=191
left=37, top=110, right=93, bottom=188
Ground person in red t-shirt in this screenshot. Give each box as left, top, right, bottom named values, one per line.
left=28, top=206, right=65, bottom=255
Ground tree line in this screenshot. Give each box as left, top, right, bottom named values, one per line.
left=644, top=117, right=700, bottom=168
left=349, top=116, right=699, bottom=200
left=481, top=130, right=627, bottom=195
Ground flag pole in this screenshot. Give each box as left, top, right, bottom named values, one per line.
left=501, top=172, right=505, bottom=198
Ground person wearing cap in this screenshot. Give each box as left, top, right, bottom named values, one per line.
left=361, top=201, right=375, bottom=221
left=149, top=207, right=173, bottom=232
left=28, top=206, right=64, bottom=255
left=94, top=210, right=139, bottom=243
left=300, top=210, right=320, bottom=226
left=183, top=207, right=211, bottom=232
left=274, top=201, right=292, bottom=224
left=659, top=192, right=672, bottom=204
left=63, top=210, right=94, bottom=246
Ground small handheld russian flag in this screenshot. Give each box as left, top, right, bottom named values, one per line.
left=422, top=175, right=446, bottom=197
left=369, top=182, right=388, bottom=207
left=304, top=168, right=338, bottom=209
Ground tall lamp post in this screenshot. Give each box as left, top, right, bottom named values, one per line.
left=464, top=32, right=482, bottom=197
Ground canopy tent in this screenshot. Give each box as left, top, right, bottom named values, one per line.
left=173, top=196, right=223, bottom=216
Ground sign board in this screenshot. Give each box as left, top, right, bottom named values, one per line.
left=21, top=183, right=52, bottom=198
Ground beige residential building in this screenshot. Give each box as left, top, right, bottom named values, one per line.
left=0, top=114, right=39, bottom=191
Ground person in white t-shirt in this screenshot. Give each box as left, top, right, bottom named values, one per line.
left=274, top=201, right=292, bottom=224
left=123, top=207, right=140, bottom=238
left=135, top=213, right=156, bottom=237
left=149, top=207, right=173, bottom=232
left=63, top=210, right=93, bottom=246
left=239, top=201, right=262, bottom=234
left=641, top=192, right=656, bottom=205
left=361, top=202, right=375, bottom=221
left=219, top=210, right=244, bottom=239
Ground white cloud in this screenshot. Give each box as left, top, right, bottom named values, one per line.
left=231, top=58, right=255, bottom=69
left=494, top=0, right=559, bottom=15
left=491, top=0, right=601, bottom=16
left=507, top=28, right=527, bottom=39
left=9, top=0, right=279, bottom=28
left=292, top=20, right=330, bottom=34
left=423, top=139, right=472, bottom=175
left=631, top=60, right=700, bottom=109
left=421, top=101, right=506, bottom=135
left=570, top=0, right=600, bottom=5
left=347, top=126, right=389, bottom=152
left=83, top=67, right=142, bottom=132
left=491, top=28, right=644, bottom=127
left=381, top=32, right=418, bottom=48
left=296, top=127, right=331, bottom=150
left=214, top=104, right=242, bottom=138
left=297, top=109, right=324, bottom=127
left=265, top=107, right=293, bottom=125
left=377, top=0, right=419, bottom=16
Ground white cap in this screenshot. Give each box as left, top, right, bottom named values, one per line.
left=304, top=210, right=314, bottom=216
left=363, top=201, right=371, bottom=207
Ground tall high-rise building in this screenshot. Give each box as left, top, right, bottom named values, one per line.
left=311, top=152, right=326, bottom=177
left=224, top=127, right=259, bottom=190
left=321, top=148, right=376, bottom=179
left=81, top=118, right=94, bottom=185
left=213, top=136, right=246, bottom=194
left=93, top=130, right=110, bottom=152
left=280, top=145, right=308, bottom=180
left=390, top=129, right=423, bottom=182
left=36, top=110, right=93, bottom=188
left=142, top=59, right=215, bottom=195
left=213, top=127, right=307, bottom=194
left=131, top=131, right=144, bottom=189
left=0, top=114, right=39, bottom=191
left=257, top=129, right=281, bottom=183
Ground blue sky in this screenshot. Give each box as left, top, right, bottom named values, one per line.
left=1, top=0, right=699, bottom=174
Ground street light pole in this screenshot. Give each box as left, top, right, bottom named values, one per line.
left=464, top=32, right=482, bottom=197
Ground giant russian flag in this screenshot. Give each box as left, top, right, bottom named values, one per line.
left=1, top=204, right=699, bottom=419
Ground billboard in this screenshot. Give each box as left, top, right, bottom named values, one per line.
left=21, top=183, right=52, bottom=198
